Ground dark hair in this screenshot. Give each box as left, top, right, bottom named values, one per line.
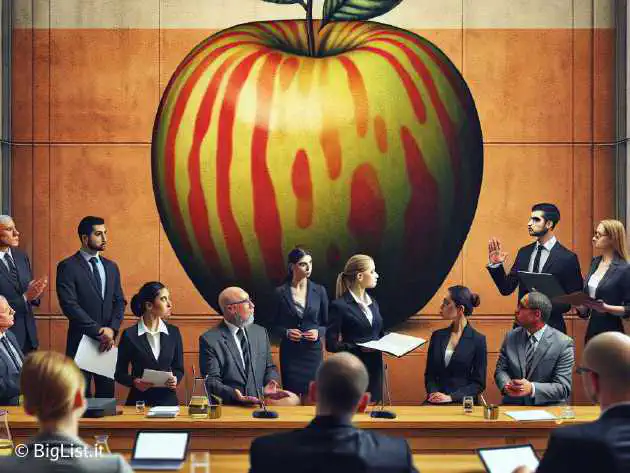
left=130, top=281, right=166, bottom=317
left=448, top=285, right=481, bottom=316
left=77, top=216, right=105, bottom=241
left=531, top=203, right=560, bottom=229
left=285, top=246, right=312, bottom=282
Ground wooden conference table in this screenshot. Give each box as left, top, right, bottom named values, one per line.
left=6, top=405, right=599, bottom=454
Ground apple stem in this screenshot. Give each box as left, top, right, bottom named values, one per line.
left=305, top=0, right=315, bottom=56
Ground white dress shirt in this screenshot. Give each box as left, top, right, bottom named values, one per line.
left=0, top=247, right=14, bottom=272
left=527, top=236, right=557, bottom=272
left=137, top=318, right=169, bottom=360
left=80, top=250, right=106, bottom=298
left=587, top=271, right=605, bottom=298
left=349, top=290, right=374, bottom=325
left=444, top=346, right=455, bottom=367
left=225, top=320, right=247, bottom=367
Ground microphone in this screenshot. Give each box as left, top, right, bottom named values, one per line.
left=244, top=327, right=278, bottom=419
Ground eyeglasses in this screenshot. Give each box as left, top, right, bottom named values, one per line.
left=225, top=298, right=254, bottom=307
left=593, top=232, right=609, bottom=239
left=576, top=366, right=596, bottom=375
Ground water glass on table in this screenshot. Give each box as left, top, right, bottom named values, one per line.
left=190, top=451, right=211, bottom=473
left=136, top=401, right=146, bottom=415
left=462, top=396, right=474, bottom=414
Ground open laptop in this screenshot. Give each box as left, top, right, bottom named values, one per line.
left=129, top=430, right=190, bottom=470
left=477, top=444, right=539, bottom=473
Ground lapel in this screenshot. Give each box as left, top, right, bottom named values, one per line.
left=583, top=256, right=601, bottom=290
left=520, top=243, right=537, bottom=271
left=157, top=330, right=172, bottom=367
left=436, top=329, right=449, bottom=370
left=281, top=283, right=300, bottom=318
left=0, top=256, right=19, bottom=292
left=527, top=327, right=553, bottom=378
left=130, top=324, right=159, bottom=368
left=74, top=252, right=103, bottom=300
left=448, top=324, right=473, bottom=369
left=541, top=241, right=561, bottom=273
left=516, top=329, right=527, bottom=378
left=595, top=257, right=622, bottom=297
left=219, top=322, right=247, bottom=381
left=304, top=280, right=315, bottom=314
left=343, top=292, right=373, bottom=330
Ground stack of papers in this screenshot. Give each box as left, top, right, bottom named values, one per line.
left=140, top=369, right=173, bottom=387
left=505, top=410, right=556, bottom=421
left=147, top=406, right=180, bottom=418
left=357, top=332, right=426, bottom=357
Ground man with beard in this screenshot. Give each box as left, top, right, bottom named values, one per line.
left=487, top=203, right=583, bottom=333
left=0, top=215, right=47, bottom=353
left=199, top=287, right=298, bottom=406
left=56, top=216, right=125, bottom=398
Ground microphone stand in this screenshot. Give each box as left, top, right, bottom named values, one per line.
left=244, top=327, right=278, bottom=419
left=370, top=361, right=396, bottom=419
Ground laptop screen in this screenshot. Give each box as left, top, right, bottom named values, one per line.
left=132, top=431, right=190, bottom=461
left=477, top=444, right=539, bottom=473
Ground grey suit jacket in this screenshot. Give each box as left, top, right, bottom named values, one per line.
left=495, top=326, right=574, bottom=406
left=0, top=432, right=132, bottom=473
left=199, top=321, right=279, bottom=405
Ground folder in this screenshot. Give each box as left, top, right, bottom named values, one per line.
left=517, top=271, right=566, bottom=300
left=553, top=291, right=594, bottom=306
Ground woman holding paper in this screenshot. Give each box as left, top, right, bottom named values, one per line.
left=579, top=219, right=630, bottom=342
left=115, top=281, right=184, bottom=406
left=326, top=254, right=384, bottom=402
left=424, top=285, right=487, bottom=404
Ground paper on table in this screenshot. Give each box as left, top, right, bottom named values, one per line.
left=505, top=410, right=556, bottom=421
left=140, top=369, right=173, bottom=387
left=74, top=334, right=118, bottom=380
left=357, top=332, right=426, bottom=357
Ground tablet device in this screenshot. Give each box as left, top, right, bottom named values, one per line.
left=129, top=430, right=190, bottom=471
left=477, top=444, right=539, bottom=473
left=517, top=271, right=566, bottom=300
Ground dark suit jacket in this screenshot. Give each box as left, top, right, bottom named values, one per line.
left=583, top=256, right=630, bottom=341
left=199, top=322, right=279, bottom=405
left=424, top=324, right=487, bottom=403
left=0, top=248, right=39, bottom=351
left=249, top=415, right=418, bottom=473
left=0, top=331, right=23, bottom=405
left=115, top=321, right=185, bottom=406
left=272, top=280, right=329, bottom=340
left=56, top=252, right=126, bottom=357
left=487, top=241, right=583, bottom=332
left=536, top=404, right=630, bottom=473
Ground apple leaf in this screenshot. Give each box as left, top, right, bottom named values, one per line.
left=321, top=0, right=404, bottom=27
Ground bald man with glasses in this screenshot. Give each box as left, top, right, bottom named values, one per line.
left=0, top=296, right=24, bottom=405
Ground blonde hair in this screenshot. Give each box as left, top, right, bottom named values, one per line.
left=335, top=254, right=373, bottom=298
left=599, top=219, right=630, bottom=262
left=20, top=351, right=85, bottom=423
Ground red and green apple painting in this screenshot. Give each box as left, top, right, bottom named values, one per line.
left=151, top=0, right=483, bottom=326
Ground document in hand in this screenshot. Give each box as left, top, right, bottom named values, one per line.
left=357, top=332, right=426, bottom=357
left=553, top=291, right=594, bottom=306
left=140, top=369, right=173, bottom=387
left=74, top=334, right=118, bottom=380
left=517, top=271, right=566, bottom=299
left=505, top=410, right=556, bottom=421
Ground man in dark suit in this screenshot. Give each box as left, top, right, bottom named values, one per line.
left=199, top=286, right=298, bottom=406
left=56, top=216, right=126, bottom=398
left=495, top=292, right=574, bottom=406
left=513, top=332, right=630, bottom=473
left=250, top=352, right=418, bottom=473
left=0, top=296, right=24, bottom=405
left=0, top=215, right=47, bottom=353
left=487, top=203, right=583, bottom=333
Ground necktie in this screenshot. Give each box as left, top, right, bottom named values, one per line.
left=525, top=334, right=536, bottom=373
left=532, top=245, right=543, bottom=273
left=1, top=336, right=21, bottom=371
left=89, top=257, right=103, bottom=296
left=237, top=328, right=249, bottom=372
left=3, top=253, right=19, bottom=287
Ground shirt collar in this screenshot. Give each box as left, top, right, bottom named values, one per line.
left=0, top=247, right=12, bottom=258
left=529, top=324, right=547, bottom=342
left=349, top=289, right=372, bottom=308
left=79, top=249, right=100, bottom=263
left=536, top=236, right=557, bottom=252
left=137, top=318, right=168, bottom=336
left=224, top=319, right=241, bottom=336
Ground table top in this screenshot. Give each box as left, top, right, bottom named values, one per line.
left=5, top=405, right=600, bottom=431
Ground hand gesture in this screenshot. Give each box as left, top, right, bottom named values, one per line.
left=582, top=299, right=606, bottom=313
left=165, top=374, right=177, bottom=391
left=302, top=329, right=318, bottom=342
left=286, top=329, right=302, bottom=342
left=133, top=379, right=154, bottom=392
left=427, top=392, right=452, bottom=404
left=234, top=389, right=261, bottom=405
left=488, top=237, right=508, bottom=265
left=263, top=379, right=280, bottom=396
left=25, top=277, right=47, bottom=301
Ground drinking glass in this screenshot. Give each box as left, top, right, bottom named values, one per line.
left=135, top=400, right=146, bottom=414
left=190, top=451, right=211, bottom=473
left=94, top=434, right=111, bottom=454
left=463, top=396, right=474, bottom=414
left=0, top=410, right=12, bottom=456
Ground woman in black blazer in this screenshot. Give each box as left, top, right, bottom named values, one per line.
left=326, top=254, right=384, bottom=402
left=425, top=285, right=487, bottom=404
left=272, top=247, right=329, bottom=397
left=115, top=281, right=184, bottom=406
left=578, top=220, right=630, bottom=343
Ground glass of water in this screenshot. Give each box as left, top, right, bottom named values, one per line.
left=190, top=451, right=211, bottom=473
left=135, top=400, right=146, bottom=414
left=463, top=396, right=474, bottom=414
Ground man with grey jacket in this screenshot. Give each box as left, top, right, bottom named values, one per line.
left=495, top=291, right=574, bottom=405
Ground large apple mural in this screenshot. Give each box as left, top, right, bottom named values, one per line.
left=152, top=0, right=483, bottom=327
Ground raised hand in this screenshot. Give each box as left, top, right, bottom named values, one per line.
left=488, top=237, right=508, bottom=265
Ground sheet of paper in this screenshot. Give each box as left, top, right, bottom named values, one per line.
left=505, top=410, right=556, bottom=421
left=141, top=369, right=173, bottom=387
left=74, top=334, right=118, bottom=380
left=478, top=446, right=539, bottom=473
left=357, top=332, right=426, bottom=357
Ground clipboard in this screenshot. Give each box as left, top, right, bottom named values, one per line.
left=517, top=271, right=566, bottom=300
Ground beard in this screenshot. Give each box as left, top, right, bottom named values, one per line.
left=529, top=226, right=549, bottom=238
left=231, top=312, right=254, bottom=328
left=87, top=240, right=105, bottom=252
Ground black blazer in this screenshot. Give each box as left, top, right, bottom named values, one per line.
left=56, top=252, right=126, bottom=357
left=582, top=255, right=630, bottom=340
left=0, top=331, right=23, bottom=405
left=272, top=281, right=328, bottom=340
left=115, top=321, right=184, bottom=406
left=249, top=415, right=418, bottom=473
left=0, top=248, right=40, bottom=351
left=487, top=240, right=583, bottom=332
left=424, top=324, right=487, bottom=403
left=536, top=404, right=630, bottom=473
left=326, top=292, right=384, bottom=352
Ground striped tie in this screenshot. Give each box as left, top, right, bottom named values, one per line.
left=525, top=335, right=536, bottom=373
